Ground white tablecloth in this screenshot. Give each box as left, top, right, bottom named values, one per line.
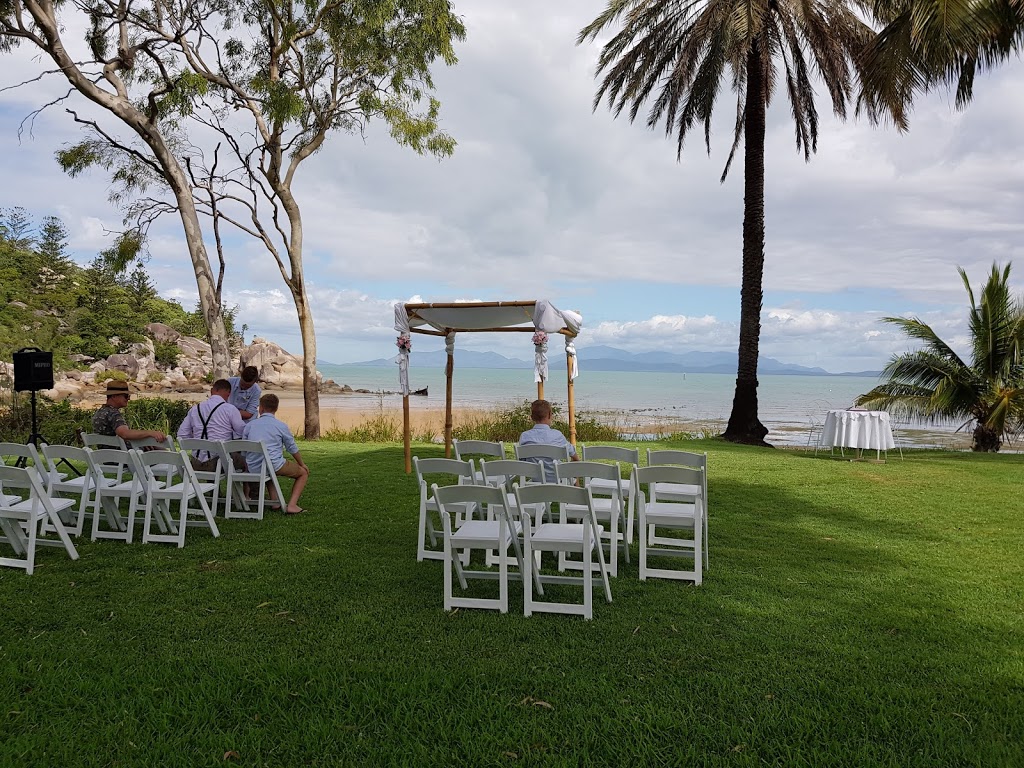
left=822, top=410, right=896, bottom=451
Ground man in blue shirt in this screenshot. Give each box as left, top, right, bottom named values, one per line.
left=242, top=393, right=309, bottom=514
left=518, top=399, right=578, bottom=482
left=229, top=366, right=262, bottom=421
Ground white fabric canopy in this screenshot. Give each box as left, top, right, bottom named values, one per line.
left=395, top=300, right=582, bottom=336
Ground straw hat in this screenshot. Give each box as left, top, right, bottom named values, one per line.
left=104, top=380, right=131, bottom=397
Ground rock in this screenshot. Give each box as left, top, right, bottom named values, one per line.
left=66, top=370, right=83, bottom=381
left=105, top=354, right=140, bottom=379
left=320, top=379, right=347, bottom=394
left=41, top=379, right=87, bottom=403
left=146, top=322, right=181, bottom=343
left=69, top=354, right=95, bottom=363
left=241, top=337, right=308, bottom=388
left=175, top=335, right=213, bottom=381
left=89, top=361, right=106, bottom=373
left=129, top=338, right=156, bottom=379
left=8, top=300, right=28, bottom=309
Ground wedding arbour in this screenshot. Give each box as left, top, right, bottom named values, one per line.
left=393, top=300, right=583, bottom=472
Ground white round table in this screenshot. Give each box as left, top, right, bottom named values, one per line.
left=821, top=409, right=896, bottom=461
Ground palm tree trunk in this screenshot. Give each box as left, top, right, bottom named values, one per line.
left=723, top=46, right=770, bottom=446
left=972, top=423, right=1001, bottom=452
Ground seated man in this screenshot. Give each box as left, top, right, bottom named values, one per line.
left=518, top=399, right=578, bottom=482
left=92, top=380, right=167, bottom=447
left=229, top=365, right=262, bottom=421
left=242, top=393, right=309, bottom=515
left=177, top=379, right=246, bottom=471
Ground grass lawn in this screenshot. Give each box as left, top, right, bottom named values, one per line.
left=1, top=441, right=1022, bottom=767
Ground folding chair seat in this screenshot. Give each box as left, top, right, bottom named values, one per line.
left=40, top=444, right=96, bottom=537
left=412, top=457, right=476, bottom=562
left=514, top=443, right=569, bottom=483
left=634, top=465, right=704, bottom=584
left=514, top=483, right=612, bottom=619
left=177, top=438, right=231, bottom=516
left=0, top=465, right=79, bottom=574
left=222, top=439, right=286, bottom=520
left=433, top=483, right=536, bottom=614
left=85, top=448, right=148, bottom=543
left=82, top=433, right=128, bottom=450
left=453, top=440, right=508, bottom=485
left=580, top=444, right=639, bottom=544
left=133, top=450, right=219, bottom=547
left=647, top=449, right=709, bottom=567
left=555, top=461, right=628, bottom=577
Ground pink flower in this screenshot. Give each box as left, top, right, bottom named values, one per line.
left=396, top=335, right=412, bottom=352
left=532, top=331, right=548, bottom=346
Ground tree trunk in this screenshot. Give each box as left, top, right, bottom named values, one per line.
left=971, top=423, right=1001, bottom=452
left=20, top=0, right=232, bottom=377
left=723, top=45, right=770, bottom=447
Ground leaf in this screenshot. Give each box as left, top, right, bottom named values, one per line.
left=256, top=602, right=271, bottom=609
left=223, top=751, right=240, bottom=761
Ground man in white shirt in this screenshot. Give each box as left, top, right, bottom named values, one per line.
left=518, top=399, right=579, bottom=482
left=243, top=393, right=309, bottom=515
left=177, top=379, right=245, bottom=470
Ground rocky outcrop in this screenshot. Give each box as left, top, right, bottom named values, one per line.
left=145, top=323, right=181, bottom=344
left=240, top=337, right=318, bottom=389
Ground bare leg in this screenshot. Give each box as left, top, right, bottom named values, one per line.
left=286, top=466, right=309, bottom=514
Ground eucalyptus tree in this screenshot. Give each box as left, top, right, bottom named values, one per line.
left=132, top=0, right=466, bottom=439
left=856, top=264, right=1024, bottom=452
left=579, top=0, right=889, bottom=446
left=0, top=0, right=233, bottom=375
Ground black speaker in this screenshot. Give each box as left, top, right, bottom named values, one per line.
left=13, top=348, right=54, bottom=392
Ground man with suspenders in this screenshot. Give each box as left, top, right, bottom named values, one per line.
left=177, top=379, right=246, bottom=471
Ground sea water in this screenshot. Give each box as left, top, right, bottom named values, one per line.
left=318, top=364, right=968, bottom=449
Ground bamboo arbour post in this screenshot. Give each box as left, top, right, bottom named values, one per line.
left=537, top=380, right=544, bottom=401
left=567, top=347, right=576, bottom=447
left=403, top=395, right=411, bottom=473
left=445, top=334, right=455, bottom=458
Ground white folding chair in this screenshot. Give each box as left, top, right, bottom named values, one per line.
left=133, top=450, right=219, bottom=547
left=85, top=448, right=148, bottom=543
left=82, top=433, right=128, bottom=450
left=177, top=438, right=231, bottom=516
left=0, top=465, right=79, bottom=574
left=453, top=440, right=508, bottom=485
left=634, top=465, right=704, bottom=584
left=412, top=456, right=476, bottom=562
left=40, top=444, right=96, bottom=537
left=433, top=482, right=536, bottom=614
left=514, top=483, right=612, bottom=620
left=556, top=461, right=628, bottom=577
left=580, top=444, right=639, bottom=544
left=647, top=449, right=709, bottom=567
left=514, top=443, right=570, bottom=484
left=222, top=439, right=286, bottom=520
left=0, top=442, right=51, bottom=487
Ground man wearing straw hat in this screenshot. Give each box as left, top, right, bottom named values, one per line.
left=92, top=380, right=167, bottom=446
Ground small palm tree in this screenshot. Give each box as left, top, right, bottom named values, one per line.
left=578, top=0, right=888, bottom=446
left=856, top=263, right=1024, bottom=452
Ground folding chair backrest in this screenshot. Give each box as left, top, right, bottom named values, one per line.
left=41, top=444, right=91, bottom=484
left=222, top=439, right=274, bottom=469
left=480, top=459, right=543, bottom=487
left=132, top=435, right=174, bottom=451
left=412, top=457, right=475, bottom=488
left=515, top=482, right=591, bottom=508
left=432, top=482, right=508, bottom=510
left=86, top=448, right=135, bottom=484
left=647, top=449, right=706, bottom=470
left=0, top=464, right=45, bottom=497
left=178, top=438, right=230, bottom=465
left=82, top=433, right=128, bottom=450
left=635, top=465, right=704, bottom=497
left=515, top=443, right=570, bottom=461
left=0, top=442, right=49, bottom=485
left=581, top=445, right=639, bottom=465
left=453, top=440, right=506, bottom=461
left=134, top=448, right=189, bottom=476
left=555, top=460, right=621, bottom=485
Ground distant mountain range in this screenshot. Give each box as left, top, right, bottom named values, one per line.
left=328, top=344, right=880, bottom=377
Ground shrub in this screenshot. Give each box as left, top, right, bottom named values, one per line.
left=152, top=340, right=180, bottom=370
left=146, top=371, right=165, bottom=382
left=124, top=397, right=192, bottom=435
left=0, top=394, right=93, bottom=444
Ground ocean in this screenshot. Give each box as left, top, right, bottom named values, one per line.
left=317, top=364, right=969, bottom=449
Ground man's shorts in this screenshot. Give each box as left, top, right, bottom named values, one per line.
left=276, top=460, right=305, bottom=479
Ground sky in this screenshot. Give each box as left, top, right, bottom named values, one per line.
left=1, top=1, right=1022, bottom=373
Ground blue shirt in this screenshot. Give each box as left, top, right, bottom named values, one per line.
left=242, top=413, right=298, bottom=474
left=518, top=423, right=576, bottom=482
left=229, top=376, right=262, bottom=419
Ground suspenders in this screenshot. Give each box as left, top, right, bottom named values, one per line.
left=198, top=401, right=225, bottom=440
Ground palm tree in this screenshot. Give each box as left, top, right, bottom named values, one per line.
left=856, top=263, right=1024, bottom=452
left=578, top=0, right=887, bottom=446
left=860, top=0, right=1024, bottom=125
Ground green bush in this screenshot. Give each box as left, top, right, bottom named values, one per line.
left=152, top=340, right=180, bottom=370
left=124, top=397, right=192, bottom=435
left=95, top=369, right=129, bottom=383
left=146, top=371, right=164, bottom=382
left=0, top=394, right=93, bottom=444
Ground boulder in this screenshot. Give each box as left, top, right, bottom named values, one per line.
left=241, top=337, right=308, bottom=388
left=105, top=354, right=140, bottom=379
left=41, top=378, right=87, bottom=403
left=146, top=322, right=181, bottom=344
left=129, top=338, right=157, bottom=379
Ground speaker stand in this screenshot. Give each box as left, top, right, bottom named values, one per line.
left=15, top=390, right=82, bottom=477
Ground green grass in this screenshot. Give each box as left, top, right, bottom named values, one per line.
left=1, top=441, right=1022, bottom=767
